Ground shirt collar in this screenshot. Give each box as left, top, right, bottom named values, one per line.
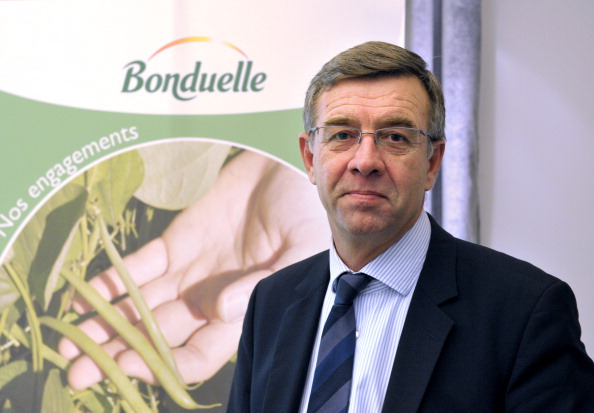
left=329, top=211, right=431, bottom=296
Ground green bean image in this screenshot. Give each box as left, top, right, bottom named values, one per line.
left=98, top=216, right=184, bottom=385
left=39, top=316, right=152, bottom=413
left=60, top=268, right=216, bottom=410
left=4, top=263, right=44, bottom=373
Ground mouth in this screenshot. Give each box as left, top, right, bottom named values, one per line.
left=344, top=190, right=387, bottom=201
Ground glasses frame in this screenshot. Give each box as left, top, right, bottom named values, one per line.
left=308, top=125, right=439, bottom=154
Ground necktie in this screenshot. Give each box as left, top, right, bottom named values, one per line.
left=307, top=272, right=372, bottom=413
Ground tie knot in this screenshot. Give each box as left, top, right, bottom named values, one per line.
left=334, top=272, right=372, bottom=306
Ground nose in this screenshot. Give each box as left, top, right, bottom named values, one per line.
left=349, top=133, right=384, bottom=176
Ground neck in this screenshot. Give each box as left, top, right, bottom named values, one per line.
left=330, top=210, right=424, bottom=271
left=332, top=229, right=405, bottom=272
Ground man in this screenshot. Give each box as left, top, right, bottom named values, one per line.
left=227, top=41, right=594, bottom=412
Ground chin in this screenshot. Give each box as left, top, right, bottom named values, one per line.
left=341, top=218, right=391, bottom=236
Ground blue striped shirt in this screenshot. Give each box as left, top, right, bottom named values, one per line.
left=299, top=212, right=431, bottom=413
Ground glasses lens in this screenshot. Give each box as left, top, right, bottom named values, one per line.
left=319, top=126, right=360, bottom=152
left=376, top=127, right=421, bottom=154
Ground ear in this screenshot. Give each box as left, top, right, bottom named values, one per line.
left=299, top=132, right=316, bottom=185
left=424, top=140, right=445, bottom=191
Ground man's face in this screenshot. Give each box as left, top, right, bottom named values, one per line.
left=299, top=75, right=445, bottom=248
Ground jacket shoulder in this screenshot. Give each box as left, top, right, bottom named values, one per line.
left=422, top=218, right=564, bottom=306
left=454, top=236, right=560, bottom=288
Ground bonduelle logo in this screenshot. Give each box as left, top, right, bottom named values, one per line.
left=122, top=36, right=267, bottom=101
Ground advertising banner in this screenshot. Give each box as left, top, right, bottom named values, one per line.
left=0, top=1, right=405, bottom=411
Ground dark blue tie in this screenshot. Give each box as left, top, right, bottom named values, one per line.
left=307, top=272, right=372, bottom=413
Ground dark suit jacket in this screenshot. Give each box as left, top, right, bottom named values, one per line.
left=227, top=218, right=594, bottom=412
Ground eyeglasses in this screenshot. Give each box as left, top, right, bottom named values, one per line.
left=308, top=125, right=437, bottom=155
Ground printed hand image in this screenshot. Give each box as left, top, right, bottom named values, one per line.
left=0, top=140, right=329, bottom=412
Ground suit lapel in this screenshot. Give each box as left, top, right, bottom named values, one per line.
left=382, top=219, right=458, bottom=413
left=262, top=255, right=330, bottom=413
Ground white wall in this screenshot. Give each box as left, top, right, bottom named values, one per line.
left=480, top=0, right=594, bottom=355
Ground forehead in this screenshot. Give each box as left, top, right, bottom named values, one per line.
left=316, top=75, right=430, bottom=128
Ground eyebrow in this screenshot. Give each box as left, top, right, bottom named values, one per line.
left=376, top=116, right=416, bottom=129
left=322, top=115, right=416, bottom=129
left=322, top=116, right=355, bottom=127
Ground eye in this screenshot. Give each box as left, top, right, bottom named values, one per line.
left=381, top=131, right=410, bottom=143
left=328, top=128, right=358, bottom=141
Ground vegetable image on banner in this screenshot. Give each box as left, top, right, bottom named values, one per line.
left=0, top=139, right=329, bottom=412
